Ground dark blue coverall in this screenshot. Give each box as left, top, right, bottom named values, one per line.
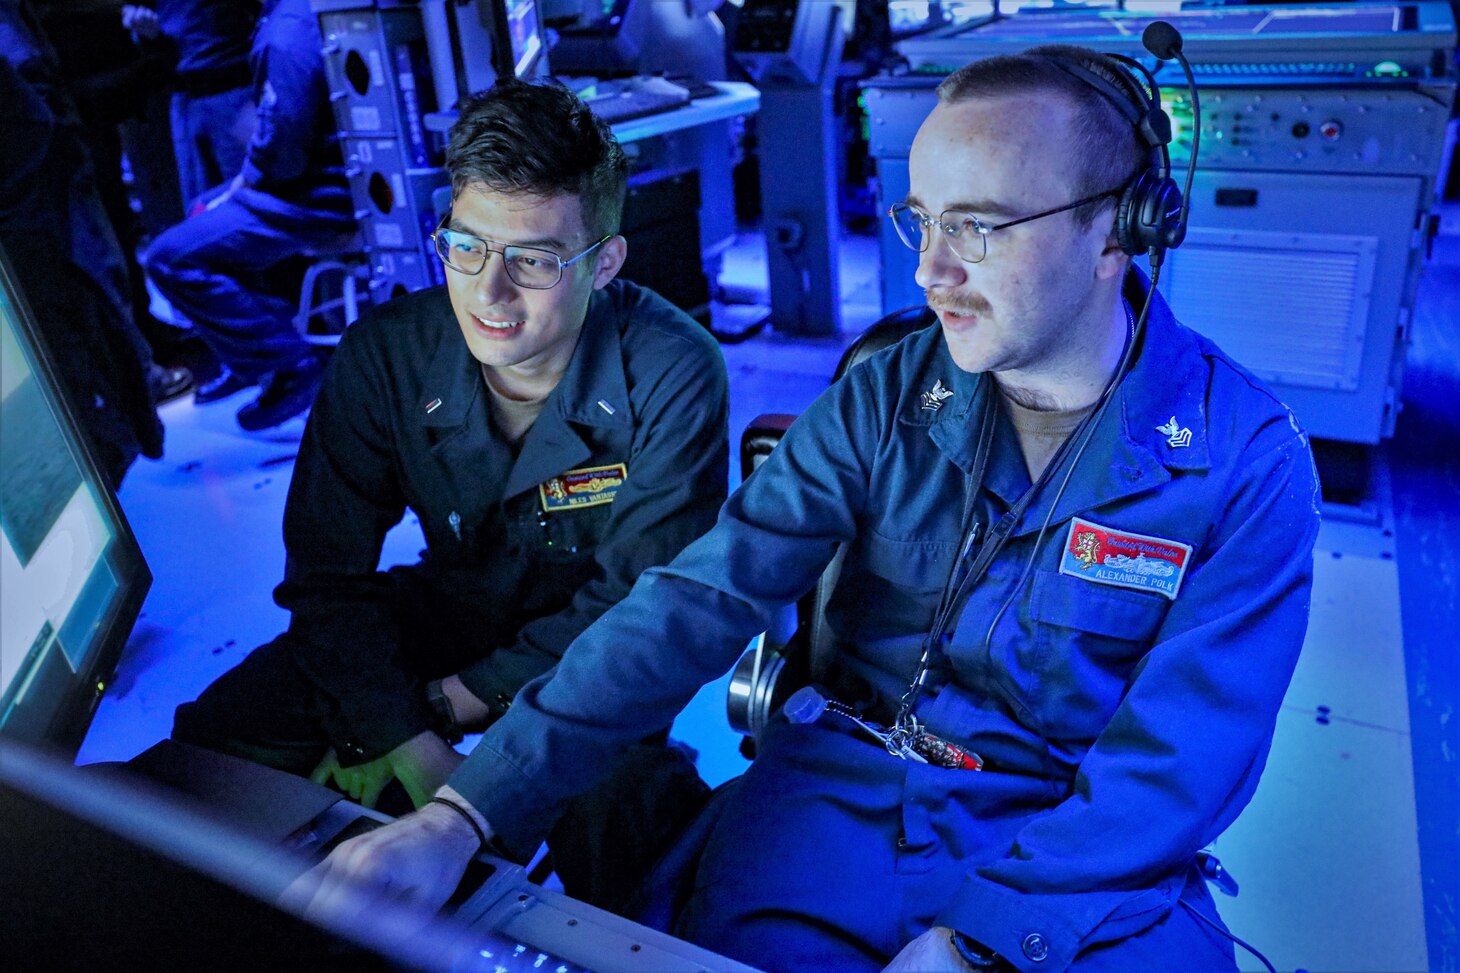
left=448, top=271, right=1323, bottom=971
left=174, top=279, right=730, bottom=912
left=141, top=0, right=353, bottom=384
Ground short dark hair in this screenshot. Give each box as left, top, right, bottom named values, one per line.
left=935, top=44, right=1148, bottom=228
left=446, top=78, right=629, bottom=239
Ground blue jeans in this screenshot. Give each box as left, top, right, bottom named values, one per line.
left=141, top=188, right=355, bottom=381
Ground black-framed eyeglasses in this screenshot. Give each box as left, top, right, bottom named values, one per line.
left=430, top=219, right=612, bottom=289
left=888, top=189, right=1120, bottom=264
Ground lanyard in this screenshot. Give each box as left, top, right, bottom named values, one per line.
left=885, top=301, right=1135, bottom=758
left=887, top=380, right=1012, bottom=756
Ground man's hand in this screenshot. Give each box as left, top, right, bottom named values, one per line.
left=282, top=800, right=484, bottom=924
left=440, top=674, right=491, bottom=727
left=310, top=731, right=464, bottom=809
left=311, top=747, right=396, bottom=808
left=883, top=926, right=982, bottom=972
left=121, top=5, right=161, bottom=40
left=385, top=730, right=466, bottom=808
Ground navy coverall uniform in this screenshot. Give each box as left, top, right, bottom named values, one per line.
left=448, top=271, right=1322, bottom=971
left=174, top=279, right=729, bottom=911
left=142, top=0, right=353, bottom=384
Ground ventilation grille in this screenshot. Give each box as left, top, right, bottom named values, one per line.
left=1164, top=229, right=1375, bottom=391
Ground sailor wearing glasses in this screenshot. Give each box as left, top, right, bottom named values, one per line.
left=172, top=78, right=728, bottom=915
left=294, top=42, right=1318, bottom=973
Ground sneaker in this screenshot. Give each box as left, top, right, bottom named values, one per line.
left=148, top=364, right=195, bottom=404
left=194, top=367, right=252, bottom=404
left=236, top=356, right=325, bottom=431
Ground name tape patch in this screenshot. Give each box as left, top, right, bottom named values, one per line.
left=1059, top=517, right=1192, bottom=600
left=540, top=463, right=627, bottom=512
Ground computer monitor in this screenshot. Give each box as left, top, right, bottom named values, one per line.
left=0, top=246, right=150, bottom=754
left=562, top=0, right=630, bottom=34
left=544, top=0, right=725, bottom=80
left=499, top=0, right=549, bottom=79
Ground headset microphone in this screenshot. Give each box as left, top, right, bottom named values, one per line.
left=1142, top=19, right=1183, bottom=60
left=1141, top=20, right=1201, bottom=261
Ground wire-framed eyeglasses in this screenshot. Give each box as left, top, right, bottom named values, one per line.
left=431, top=219, right=611, bottom=289
left=888, top=190, right=1120, bottom=264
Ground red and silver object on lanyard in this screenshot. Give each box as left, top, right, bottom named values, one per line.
left=783, top=687, right=983, bottom=771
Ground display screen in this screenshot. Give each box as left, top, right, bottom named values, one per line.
left=505, top=0, right=544, bottom=78
left=0, top=250, right=148, bottom=751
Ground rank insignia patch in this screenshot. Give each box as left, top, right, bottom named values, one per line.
left=1059, top=517, right=1192, bottom=600
left=1156, top=415, right=1192, bottom=449
left=539, top=463, right=628, bottom=512
left=920, top=380, right=954, bottom=412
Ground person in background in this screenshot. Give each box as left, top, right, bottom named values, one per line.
left=123, top=0, right=262, bottom=397
left=34, top=0, right=194, bottom=403
left=1, top=0, right=165, bottom=487
left=122, top=0, right=260, bottom=213
left=141, top=0, right=351, bottom=430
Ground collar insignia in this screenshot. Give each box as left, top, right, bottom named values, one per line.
left=1157, top=416, right=1192, bottom=449
left=920, top=380, right=954, bottom=412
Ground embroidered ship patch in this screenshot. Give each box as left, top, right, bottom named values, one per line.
left=1059, top=517, right=1192, bottom=600
left=539, top=463, right=628, bottom=512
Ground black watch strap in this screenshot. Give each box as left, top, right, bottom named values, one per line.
left=425, top=679, right=464, bottom=745
left=949, top=930, right=1004, bottom=970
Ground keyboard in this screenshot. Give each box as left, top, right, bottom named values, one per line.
left=580, top=77, right=693, bottom=124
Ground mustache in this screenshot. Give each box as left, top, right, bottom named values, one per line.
left=925, top=291, right=991, bottom=316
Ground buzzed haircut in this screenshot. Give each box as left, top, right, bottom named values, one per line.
left=446, top=78, right=629, bottom=239
left=936, top=44, right=1148, bottom=228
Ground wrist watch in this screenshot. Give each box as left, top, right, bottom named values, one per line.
left=425, top=679, right=464, bottom=745
left=949, top=930, right=1004, bottom=970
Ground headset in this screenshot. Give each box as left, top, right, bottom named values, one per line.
left=1044, top=20, right=1197, bottom=264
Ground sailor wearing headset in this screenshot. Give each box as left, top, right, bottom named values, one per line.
left=293, top=28, right=1319, bottom=973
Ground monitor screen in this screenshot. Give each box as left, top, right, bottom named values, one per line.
left=0, top=248, right=149, bottom=753
left=504, top=0, right=545, bottom=78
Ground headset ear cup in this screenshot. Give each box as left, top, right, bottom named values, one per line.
left=1116, top=175, right=1145, bottom=256
left=1118, top=168, right=1185, bottom=258
left=1157, top=179, right=1187, bottom=249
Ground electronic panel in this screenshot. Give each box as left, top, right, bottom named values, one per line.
left=0, top=250, right=150, bottom=753
left=315, top=1, right=446, bottom=302
left=545, top=0, right=726, bottom=81
left=19, top=738, right=763, bottom=972
left=898, top=2, right=1457, bottom=81
left=366, top=246, right=438, bottom=304
left=732, top=0, right=856, bottom=336
left=342, top=136, right=451, bottom=253
left=316, top=3, right=439, bottom=162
